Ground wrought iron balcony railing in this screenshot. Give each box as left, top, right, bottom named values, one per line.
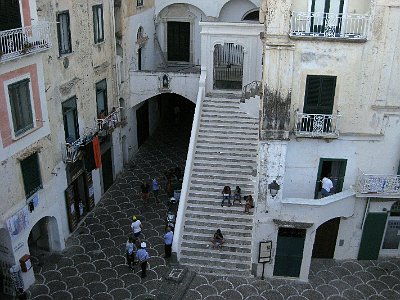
left=97, top=109, right=120, bottom=133
left=0, top=23, right=52, bottom=62
left=241, top=80, right=261, bottom=103
left=64, top=138, right=83, bottom=163
left=356, top=174, right=400, bottom=196
left=290, top=12, right=370, bottom=40
left=295, top=112, right=341, bottom=138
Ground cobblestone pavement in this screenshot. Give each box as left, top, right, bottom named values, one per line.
left=27, top=118, right=400, bottom=299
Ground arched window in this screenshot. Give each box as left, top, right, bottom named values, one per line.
left=243, top=10, right=259, bottom=21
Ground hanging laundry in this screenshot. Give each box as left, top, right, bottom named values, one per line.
left=93, top=135, right=102, bottom=169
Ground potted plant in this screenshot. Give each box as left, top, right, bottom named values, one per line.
left=21, top=42, right=33, bottom=54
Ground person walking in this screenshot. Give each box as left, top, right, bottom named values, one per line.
left=136, top=242, right=150, bottom=278
left=152, top=178, right=160, bottom=202
left=125, top=236, right=136, bottom=270
left=141, top=181, right=150, bottom=202
left=163, top=226, right=174, bottom=258
left=131, top=216, right=142, bottom=238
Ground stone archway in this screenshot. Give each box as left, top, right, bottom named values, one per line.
left=28, top=216, right=61, bottom=255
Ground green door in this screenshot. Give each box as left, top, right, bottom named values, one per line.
left=273, top=228, right=306, bottom=277
left=358, top=213, right=388, bottom=260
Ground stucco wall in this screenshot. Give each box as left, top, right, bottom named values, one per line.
left=219, top=0, right=258, bottom=22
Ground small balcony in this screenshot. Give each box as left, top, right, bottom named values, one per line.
left=64, top=139, right=82, bottom=164
left=290, top=12, right=370, bottom=41
left=0, top=23, right=52, bottom=63
left=356, top=174, right=400, bottom=198
left=97, top=109, right=121, bottom=136
left=294, top=112, right=341, bottom=138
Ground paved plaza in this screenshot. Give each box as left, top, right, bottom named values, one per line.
left=26, top=119, right=400, bottom=299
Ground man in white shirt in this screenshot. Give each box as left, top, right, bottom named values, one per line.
left=131, top=216, right=142, bottom=238
left=321, top=174, right=334, bottom=197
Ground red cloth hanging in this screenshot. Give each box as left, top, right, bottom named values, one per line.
left=92, top=135, right=102, bottom=169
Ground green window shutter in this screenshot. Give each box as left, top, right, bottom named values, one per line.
left=8, top=79, right=34, bottom=136
left=21, top=153, right=42, bottom=198
left=304, top=75, right=336, bottom=114
left=358, top=213, right=387, bottom=260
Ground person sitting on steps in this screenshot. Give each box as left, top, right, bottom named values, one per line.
left=244, top=195, right=254, bottom=214
left=210, top=229, right=225, bottom=249
left=221, top=185, right=232, bottom=207
left=233, top=185, right=242, bottom=206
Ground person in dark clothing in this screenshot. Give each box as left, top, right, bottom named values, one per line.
left=141, top=181, right=150, bottom=202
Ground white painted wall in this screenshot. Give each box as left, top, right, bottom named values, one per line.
left=219, top=0, right=258, bottom=22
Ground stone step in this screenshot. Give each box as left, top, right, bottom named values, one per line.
left=182, top=233, right=252, bottom=246
left=194, top=151, right=257, bottom=161
left=185, top=205, right=254, bottom=216
left=195, top=145, right=258, bottom=155
left=180, top=262, right=252, bottom=277
left=200, top=118, right=258, bottom=126
left=196, top=139, right=258, bottom=147
left=191, top=174, right=255, bottom=184
left=181, top=240, right=251, bottom=254
left=202, top=103, right=240, bottom=109
left=192, top=167, right=253, bottom=176
left=179, top=256, right=251, bottom=270
left=198, top=128, right=258, bottom=136
left=200, top=123, right=258, bottom=131
left=201, top=111, right=256, bottom=120
left=187, top=198, right=247, bottom=208
left=197, top=133, right=258, bottom=142
left=184, top=218, right=253, bottom=231
left=193, top=161, right=255, bottom=170
left=205, top=93, right=241, bottom=100
left=185, top=211, right=253, bottom=222
left=181, top=248, right=250, bottom=261
left=190, top=182, right=255, bottom=192
left=183, top=225, right=252, bottom=238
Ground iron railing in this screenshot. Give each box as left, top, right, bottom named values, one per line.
left=290, top=12, right=369, bottom=40
left=295, top=112, right=341, bottom=138
left=241, top=81, right=261, bottom=102
left=97, top=110, right=119, bottom=132
left=0, top=23, right=52, bottom=62
left=356, top=174, right=400, bottom=195
left=64, top=139, right=83, bottom=163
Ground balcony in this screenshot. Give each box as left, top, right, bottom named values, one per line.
left=290, top=12, right=370, bottom=41
left=97, top=109, right=120, bottom=135
left=356, top=174, right=400, bottom=198
left=0, top=23, right=52, bottom=63
left=64, top=139, right=82, bottom=164
left=294, top=112, right=341, bottom=138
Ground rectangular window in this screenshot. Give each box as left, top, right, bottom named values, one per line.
left=303, top=75, right=336, bottom=114
left=137, top=0, right=144, bottom=7
left=96, top=79, right=108, bottom=118
left=62, top=96, right=79, bottom=142
left=8, top=78, right=34, bottom=136
left=93, top=5, right=104, bottom=44
left=57, top=11, right=72, bottom=55
left=21, top=152, right=42, bottom=198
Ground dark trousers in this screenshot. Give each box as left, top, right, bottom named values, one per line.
left=126, top=252, right=135, bottom=267
left=140, top=261, right=147, bottom=278
left=165, top=244, right=172, bottom=258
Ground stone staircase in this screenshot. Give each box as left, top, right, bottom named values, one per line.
left=179, top=93, right=259, bottom=277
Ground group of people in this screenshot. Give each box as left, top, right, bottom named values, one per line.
left=221, top=185, right=254, bottom=213
left=126, top=215, right=174, bottom=278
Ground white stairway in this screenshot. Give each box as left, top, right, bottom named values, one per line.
left=179, top=93, right=259, bottom=277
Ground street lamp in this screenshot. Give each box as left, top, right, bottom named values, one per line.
left=268, top=180, right=280, bottom=198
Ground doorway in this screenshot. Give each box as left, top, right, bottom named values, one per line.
left=0, top=0, right=22, bottom=31
left=101, top=147, right=113, bottom=192
left=213, top=43, right=244, bottom=90
left=310, top=0, right=345, bottom=35
left=312, top=218, right=340, bottom=258
left=381, top=201, right=400, bottom=255
left=167, top=21, right=190, bottom=62
left=136, top=101, right=149, bottom=148
left=314, top=158, right=347, bottom=199
left=273, top=227, right=306, bottom=277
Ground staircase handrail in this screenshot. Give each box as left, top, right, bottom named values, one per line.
left=172, top=68, right=207, bottom=258
left=241, top=80, right=262, bottom=103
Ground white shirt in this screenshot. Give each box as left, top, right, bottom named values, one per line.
left=322, top=177, right=333, bottom=192
left=131, top=220, right=142, bottom=233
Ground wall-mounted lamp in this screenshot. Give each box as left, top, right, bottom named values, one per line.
left=268, top=180, right=280, bottom=198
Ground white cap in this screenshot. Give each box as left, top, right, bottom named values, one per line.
left=140, top=242, right=147, bottom=248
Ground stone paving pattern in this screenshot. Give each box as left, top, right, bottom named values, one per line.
left=26, top=118, right=400, bottom=299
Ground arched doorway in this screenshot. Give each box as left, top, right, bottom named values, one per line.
left=28, top=216, right=61, bottom=255
left=213, top=43, right=244, bottom=90
left=312, top=217, right=341, bottom=258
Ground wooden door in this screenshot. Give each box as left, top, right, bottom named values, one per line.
left=358, top=213, right=388, bottom=260
left=273, top=228, right=306, bottom=277
left=167, top=22, right=190, bottom=62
